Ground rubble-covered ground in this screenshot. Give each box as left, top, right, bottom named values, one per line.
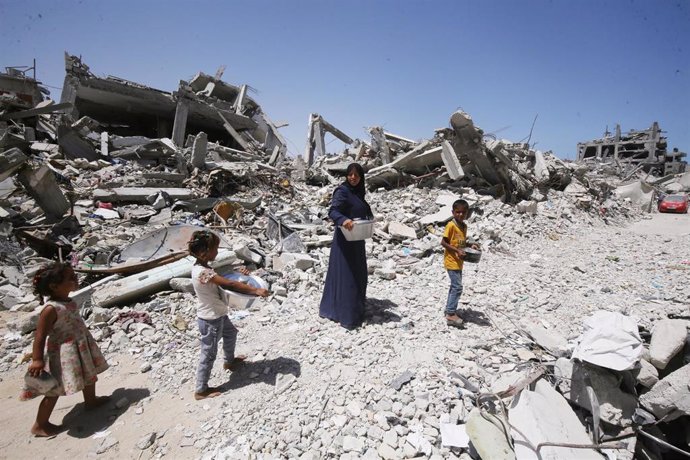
left=1, top=195, right=688, bottom=459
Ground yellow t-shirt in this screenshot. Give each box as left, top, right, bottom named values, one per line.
left=443, top=219, right=466, bottom=270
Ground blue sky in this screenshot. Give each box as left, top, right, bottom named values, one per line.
left=1, top=0, right=688, bottom=159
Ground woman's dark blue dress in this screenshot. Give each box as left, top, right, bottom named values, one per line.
left=319, top=184, right=371, bottom=329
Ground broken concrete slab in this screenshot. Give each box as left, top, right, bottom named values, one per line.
left=16, top=165, right=70, bottom=219
left=57, top=124, right=101, bottom=161
left=639, top=362, right=690, bottom=421
left=369, top=126, right=392, bottom=164
left=272, top=253, right=315, bottom=271
left=465, top=408, right=515, bottom=460
left=559, top=360, right=638, bottom=427
left=418, top=194, right=459, bottom=226
left=524, top=322, right=570, bottom=357
left=649, top=319, right=688, bottom=370
left=441, top=140, right=464, bottom=180
left=92, top=187, right=194, bottom=203
left=0, top=102, right=72, bottom=122
left=439, top=423, right=469, bottom=448
left=533, top=150, right=549, bottom=182
left=111, top=136, right=152, bottom=149
left=0, top=147, right=28, bottom=182
left=387, top=222, right=417, bottom=240
left=389, top=370, right=414, bottom=390
left=634, top=359, right=659, bottom=388
left=510, top=379, right=605, bottom=460
left=614, top=180, right=655, bottom=212
left=191, top=131, right=208, bottom=169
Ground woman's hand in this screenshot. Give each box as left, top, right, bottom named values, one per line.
left=28, top=359, right=44, bottom=377
left=255, top=288, right=270, bottom=297
left=342, top=219, right=354, bottom=231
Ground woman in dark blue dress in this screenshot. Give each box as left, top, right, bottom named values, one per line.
left=319, top=163, right=373, bottom=329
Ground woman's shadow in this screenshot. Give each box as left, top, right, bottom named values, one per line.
left=62, top=387, right=151, bottom=438
left=364, top=297, right=401, bottom=325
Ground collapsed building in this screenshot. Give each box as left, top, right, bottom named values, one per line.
left=2, top=53, right=690, bottom=459
left=303, top=110, right=573, bottom=205
left=59, top=54, right=287, bottom=164
left=577, top=122, right=687, bottom=176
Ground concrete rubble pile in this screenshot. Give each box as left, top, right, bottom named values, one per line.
left=303, top=110, right=576, bottom=206
left=2, top=56, right=689, bottom=459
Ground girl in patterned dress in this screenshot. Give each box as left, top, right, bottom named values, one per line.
left=21, top=263, right=110, bottom=437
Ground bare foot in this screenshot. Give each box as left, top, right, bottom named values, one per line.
left=194, top=387, right=222, bottom=400
left=31, top=421, right=62, bottom=437
left=223, top=355, right=247, bottom=371
left=85, top=395, right=111, bottom=410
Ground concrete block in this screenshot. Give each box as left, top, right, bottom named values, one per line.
left=388, top=222, right=417, bottom=240
left=191, top=131, right=208, bottom=169
left=649, top=319, right=687, bottom=370
left=441, top=140, right=464, bottom=180
left=559, top=360, right=637, bottom=427
left=639, top=362, right=690, bottom=421
left=634, top=359, right=659, bottom=388
left=0, top=147, right=28, bottom=182
left=516, top=200, right=538, bottom=215
left=273, top=253, right=315, bottom=271
left=16, top=165, right=70, bottom=218
left=525, top=322, right=570, bottom=357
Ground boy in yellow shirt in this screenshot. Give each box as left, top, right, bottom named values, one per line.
left=440, top=199, right=478, bottom=328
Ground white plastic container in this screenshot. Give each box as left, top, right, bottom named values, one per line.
left=339, top=219, right=374, bottom=241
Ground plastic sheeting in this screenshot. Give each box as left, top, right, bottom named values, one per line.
left=572, top=310, right=643, bottom=371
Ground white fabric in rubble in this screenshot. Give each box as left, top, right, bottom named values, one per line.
left=572, top=310, right=643, bottom=371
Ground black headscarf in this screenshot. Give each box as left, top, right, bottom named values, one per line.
left=344, top=162, right=366, bottom=200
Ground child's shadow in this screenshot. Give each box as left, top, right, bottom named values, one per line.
left=459, top=308, right=491, bottom=327
left=221, top=357, right=301, bottom=391
left=364, top=297, right=401, bottom=325
left=62, top=387, right=150, bottom=438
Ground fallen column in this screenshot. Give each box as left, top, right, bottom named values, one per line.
left=191, top=131, right=208, bottom=169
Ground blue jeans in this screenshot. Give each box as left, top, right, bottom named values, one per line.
left=445, top=269, right=463, bottom=315
left=195, top=315, right=237, bottom=393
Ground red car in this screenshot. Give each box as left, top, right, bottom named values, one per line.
left=659, top=194, right=689, bottom=213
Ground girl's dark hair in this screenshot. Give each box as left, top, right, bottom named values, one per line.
left=33, top=262, right=71, bottom=301
left=188, top=230, right=220, bottom=257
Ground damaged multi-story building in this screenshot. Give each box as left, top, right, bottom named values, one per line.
left=59, top=53, right=287, bottom=164
left=577, top=122, right=687, bottom=175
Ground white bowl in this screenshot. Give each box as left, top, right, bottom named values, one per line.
left=220, top=273, right=269, bottom=310
left=340, top=220, right=374, bottom=241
